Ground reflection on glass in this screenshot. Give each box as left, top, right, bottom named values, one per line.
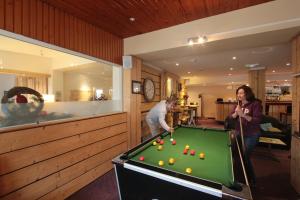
left=0, top=34, right=122, bottom=129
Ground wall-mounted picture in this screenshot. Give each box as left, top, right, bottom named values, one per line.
left=132, top=80, right=141, bottom=94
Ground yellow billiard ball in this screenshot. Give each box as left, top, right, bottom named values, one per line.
left=186, top=167, right=192, bottom=174
left=153, top=141, right=157, bottom=146
left=168, top=158, right=175, bottom=165
left=199, top=152, right=205, bottom=159
left=185, top=145, right=190, bottom=150
left=157, top=145, right=163, bottom=151
left=158, top=160, right=164, bottom=166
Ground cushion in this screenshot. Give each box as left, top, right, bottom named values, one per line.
left=268, top=127, right=282, bottom=133
left=260, top=123, right=272, bottom=131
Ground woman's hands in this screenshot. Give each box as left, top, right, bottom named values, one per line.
left=234, top=105, right=252, bottom=121
left=235, top=105, right=244, bottom=117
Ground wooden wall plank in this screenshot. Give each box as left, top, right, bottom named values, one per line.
left=1, top=0, right=123, bottom=64
left=21, top=0, right=30, bottom=36
left=42, top=1, right=49, bottom=42
left=0, top=129, right=126, bottom=196
left=0, top=113, right=126, bottom=154
left=5, top=0, right=14, bottom=32
left=64, top=12, right=70, bottom=49
left=58, top=10, right=65, bottom=47
left=141, top=102, right=158, bottom=113
left=40, top=160, right=114, bottom=200
left=69, top=15, right=74, bottom=50
left=13, top=0, right=22, bottom=34
left=142, top=71, right=160, bottom=82
left=36, top=0, right=43, bottom=40
left=48, top=5, right=54, bottom=43
left=3, top=142, right=126, bottom=200
left=142, top=65, right=162, bottom=76
left=29, top=0, right=37, bottom=38
left=54, top=7, right=59, bottom=44
left=0, top=0, right=4, bottom=28
left=0, top=122, right=126, bottom=175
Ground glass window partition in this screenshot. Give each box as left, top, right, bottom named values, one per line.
left=0, top=33, right=122, bottom=129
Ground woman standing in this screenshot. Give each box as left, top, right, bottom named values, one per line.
left=230, top=85, right=262, bottom=187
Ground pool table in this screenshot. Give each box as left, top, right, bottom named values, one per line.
left=113, top=126, right=252, bottom=200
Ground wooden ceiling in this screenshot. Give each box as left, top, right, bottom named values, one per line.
left=43, top=0, right=274, bottom=38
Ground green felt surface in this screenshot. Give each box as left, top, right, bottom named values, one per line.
left=130, top=127, right=235, bottom=187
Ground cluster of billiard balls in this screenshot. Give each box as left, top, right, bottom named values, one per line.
left=183, top=145, right=206, bottom=159
left=139, top=138, right=206, bottom=175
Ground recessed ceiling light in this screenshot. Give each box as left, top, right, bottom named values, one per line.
left=231, top=81, right=234, bottom=84
left=228, top=73, right=232, bottom=76
left=198, top=36, right=208, bottom=44
left=230, top=67, right=234, bottom=71
left=267, top=80, right=270, bottom=83
left=187, top=71, right=191, bottom=74
left=129, top=17, right=135, bottom=22
left=0, top=66, right=3, bottom=69
left=246, top=84, right=249, bottom=86
left=272, top=70, right=275, bottom=73
left=284, top=80, right=288, bottom=82
left=187, top=36, right=207, bottom=46
left=245, top=63, right=259, bottom=68
left=232, top=56, right=237, bottom=60
left=176, top=63, right=179, bottom=66
left=286, top=63, right=291, bottom=66
left=188, top=40, right=194, bottom=46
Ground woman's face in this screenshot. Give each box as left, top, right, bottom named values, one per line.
left=237, top=89, right=246, bottom=102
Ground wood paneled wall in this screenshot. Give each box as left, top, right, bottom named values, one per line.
left=0, top=112, right=127, bottom=199
left=141, top=65, right=162, bottom=138
left=123, top=56, right=141, bottom=148
left=291, top=34, right=300, bottom=193
left=0, top=0, right=123, bottom=64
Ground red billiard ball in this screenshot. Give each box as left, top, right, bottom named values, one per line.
left=190, top=150, right=195, bottom=155
left=139, top=156, right=145, bottom=161
left=183, top=149, right=188, bottom=154
left=172, top=140, right=176, bottom=145
left=156, top=138, right=161, bottom=143
left=160, top=140, right=164, bottom=145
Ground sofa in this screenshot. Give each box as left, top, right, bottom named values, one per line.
left=224, top=115, right=291, bottom=149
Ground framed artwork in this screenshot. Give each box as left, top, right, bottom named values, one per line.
left=132, top=80, right=141, bottom=94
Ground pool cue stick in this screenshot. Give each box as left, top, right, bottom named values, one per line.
left=170, top=111, right=174, bottom=138
left=235, top=134, right=253, bottom=200
left=238, top=100, right=246, bottom=154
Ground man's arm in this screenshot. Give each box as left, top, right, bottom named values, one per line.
left=158, top=112, right=171, bottom=132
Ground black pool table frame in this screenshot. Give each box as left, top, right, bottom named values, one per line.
left=112, top=126, right=252, bottom=200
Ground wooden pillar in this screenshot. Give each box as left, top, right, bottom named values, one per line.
left=248, top=68, right=265, bottom=111
left=291, top=35, right=300, bottom=193
left=123, top=56, right=142, bottom=149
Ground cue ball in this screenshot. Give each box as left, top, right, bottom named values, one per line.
left=158, top=160, right=164, bottom=166
left=199, top=152, right=205, bottom=159
left=157, top=145, right=163, bottom=151
left=186, top=168, right=192, bottom=174
left=169, top=158, right=175, bottom=165
left=153, top=141, right=157, bottom=146
left=170, top=138, right=174, bottom=142
left=185, top=145, right=190, bottom=150
left=139, top=156, right=145, bottom=161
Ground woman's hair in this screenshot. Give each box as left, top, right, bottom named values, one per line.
left=236, top=85, right=256, bottom=102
